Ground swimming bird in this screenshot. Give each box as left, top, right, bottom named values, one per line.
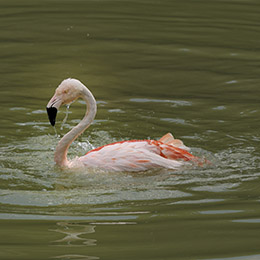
left=46, top=78, right=199, bottom=171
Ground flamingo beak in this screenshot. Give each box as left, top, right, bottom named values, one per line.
left=46, top=94, right=63, bottom=126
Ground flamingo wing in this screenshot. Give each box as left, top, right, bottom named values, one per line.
left=77, top=133, right=197, bottom=171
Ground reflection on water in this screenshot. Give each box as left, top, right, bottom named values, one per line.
left=52, top=255, right=99, bottom=260
left=49, top=219, right=139, bottom=259
left=50, top=222, right=96, bottom=247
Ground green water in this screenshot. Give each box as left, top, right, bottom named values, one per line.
left=1, top=0, right=260, bottom=259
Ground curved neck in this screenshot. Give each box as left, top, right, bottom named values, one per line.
left=54, top=87, right=97, bottom=167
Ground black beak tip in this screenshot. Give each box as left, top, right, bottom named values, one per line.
left=46, top=107, right=57, bottom=126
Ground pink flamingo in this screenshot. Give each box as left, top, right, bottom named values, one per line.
left=46, top=78, right=200, bottom=171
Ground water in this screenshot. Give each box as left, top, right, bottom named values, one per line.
left=1, top=0, right=260, bottom=259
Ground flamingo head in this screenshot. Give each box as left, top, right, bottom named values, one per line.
left=46, top=78, right=84, bottom=126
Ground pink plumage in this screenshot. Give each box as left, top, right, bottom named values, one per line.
left=77, top=138, right=195, bottom=171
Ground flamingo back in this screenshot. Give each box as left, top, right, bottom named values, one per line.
left=77, top=136, right=197, bottom=172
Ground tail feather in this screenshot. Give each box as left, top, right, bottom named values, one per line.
left=159, top=133, right=190, bottom=151
left=158, top=133, right=205, bottom=165
left=160, top=145, right=195, bottom=161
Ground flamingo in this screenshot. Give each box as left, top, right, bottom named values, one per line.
left=46, top=78, right=200, bottom=171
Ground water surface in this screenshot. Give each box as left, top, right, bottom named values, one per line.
left=1, top=0, right=260, bottom=259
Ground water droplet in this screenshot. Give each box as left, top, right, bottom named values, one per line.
left=61, top=105, right=70, bottom=130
